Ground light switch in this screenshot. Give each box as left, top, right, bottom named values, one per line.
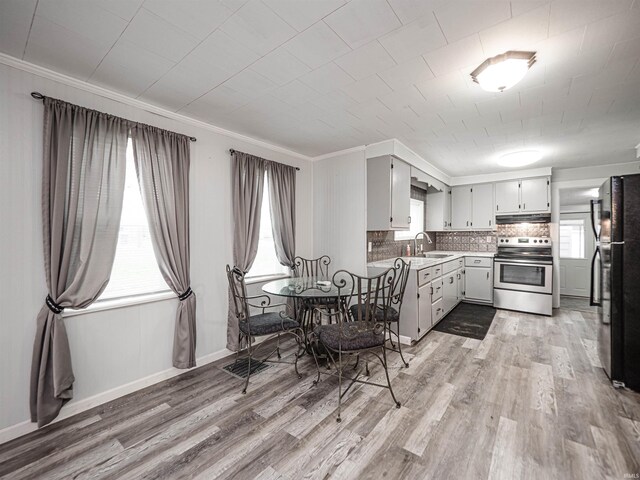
left=368, top=241, right=372, bottom=252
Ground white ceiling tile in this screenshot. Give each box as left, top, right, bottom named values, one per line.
left=262, top=0, right=346, bottom=31
left=423, top=34, right=484, bottom=76
left=24, top=15, right=109, bottom=79
left=85, top=0, right=144, bottom=21
left=37, top=0, right=128, bottom=48
left=182, top=85, right=251, bottom=115
left=415, top=71, right=468, bottom=100
left=510, top=0, right=550, bottom=18
left=283, top=21, right=351, bottom=69
left=91, top=40, right=176, bottom=97
left=434, top=1, right=511, bottom=43
left=299, top=62, right=354, bottom=94
left=324, top=0, right=401, bottom=49
left=335, top=41, right=395, bottom=80
left=122, top=8, right=200, bottom=62
left=479, top=3, right=550, bottom=57
left=347, top=99, right=392, bottom=120
left=309, top=89, right=360, bottom=110
left=378, top=14, right=446, bottom=63
left=340, top=74, right=393, bottom=103
left=581, top=11, right=640, bottom=53
left=189, top=30, right=259, bottom=74
left=222, top=69, right=277, bottom=99
left=377, top=86, right=425, bottom=111
left=0, top=0, right=36, bottom=58
left=271, top=79, right=320, bottom=105
left=387, top=0, right=448, bottom=25
left=138, top=81, right=201, bottom=111
left=475, top=93, right=520, bottom=117
left=220, top=0, right=296, bottom=56
left=609, top=36, right=640, bottom=64
left=143, top=0, right=235, bottom=40
left=378, top=56, right=434, bottom=91
left=548, top=0, right=633, bottom=37
left=249, top=48, right=311, bottom=86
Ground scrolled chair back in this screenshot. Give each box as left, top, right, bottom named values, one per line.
left=332, top=267, right=397, bottom=338
left=390, top=258, right=411, bottom=311
left=293, top=255, right=331, bottom=279
left=226, top=265, right=249, bottom=321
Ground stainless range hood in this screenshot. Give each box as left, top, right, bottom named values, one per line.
left=495, top=213, right=551, bottom=224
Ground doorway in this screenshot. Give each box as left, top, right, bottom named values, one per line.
left=558, top=187, right=598, bottom=297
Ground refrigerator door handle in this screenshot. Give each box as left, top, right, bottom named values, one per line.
left=590, top=245, right=601, bottom=307
left=590, top=198, right=601, bottom=241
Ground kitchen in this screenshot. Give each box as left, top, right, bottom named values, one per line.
left=2, top=1, right=640, bottom=479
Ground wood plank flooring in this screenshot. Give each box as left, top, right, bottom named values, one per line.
left=1, top=306, right=640, bottom=479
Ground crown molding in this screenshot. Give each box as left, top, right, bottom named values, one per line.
left=311, top=145, right=366, bottom=161
left=636, top=142, right=639, bottom=158
left=0, top=53, right=313, bottom=162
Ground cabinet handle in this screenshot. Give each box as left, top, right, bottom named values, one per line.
left=466, top=221, right=469, bottom=226
left=523, top=203, right=526, bottom=210
left=489, top=220, right=492, bottom=226
left=474, top=259, right=481, bottom=264
left=486, top=271, right=490, bottom=279
left=449, top=277, right=454, bottom=284
left=496, top=204, right=499, bottom=211
left=457, top=273, right=461, bottom=279
left=430, top=287, right=433, bottom=295
left=408, top=216, right=411, bottom=224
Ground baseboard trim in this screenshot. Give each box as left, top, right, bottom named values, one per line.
left=0, top=346, right=234, bottom=445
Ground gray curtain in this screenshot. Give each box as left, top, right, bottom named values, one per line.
left=227, top=151, right=266, bottom=350
left=131, top=125, right=196, bottom=369
left=31, top=98, right=128, bottom=427
left=266, top=161, right=296, bottom=269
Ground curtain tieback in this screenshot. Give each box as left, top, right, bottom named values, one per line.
left=178, top=287, right=193, bottom=301
left=45, top=294, right=64, bottom=314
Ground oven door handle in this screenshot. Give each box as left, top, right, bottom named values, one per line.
left=590, top=245, right=601, bottom=307
left=494, top=258, right=553, bottom=266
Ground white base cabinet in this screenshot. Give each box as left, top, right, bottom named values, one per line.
left=464, top=256, right=493, bottom=303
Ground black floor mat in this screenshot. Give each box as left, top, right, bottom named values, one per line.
left=222, top=358, right=270, bottom=378
left=432, top=303, right=496, bottom=340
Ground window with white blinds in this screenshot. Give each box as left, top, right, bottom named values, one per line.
left=98, top=139, right=169, bottom=300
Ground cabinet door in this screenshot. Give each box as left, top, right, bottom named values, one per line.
left=391, top=158, right=411, bottom=229
left=426, top=191, right=445, bottom=231
left=418, top=283, right=432, bottom=334
left=465, top=267, right=493, bottom=302
left=521, top=177, right=549, bottom=212
left=450, top=186, right=472, bottom=229
left=495, top=180, right=521, bottom=214
left=443, top=273, right=457, bottom=313
left=471, top=183, right=494, bottom=229
left=457, top=268, right=464, bottom=301
left=444, top=188, right=452, bottom=229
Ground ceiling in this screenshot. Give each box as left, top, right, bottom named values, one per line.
left=1, top=0, right=640, bottom=175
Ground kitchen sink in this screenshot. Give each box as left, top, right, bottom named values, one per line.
left=421, top=253, right=452, bottom=259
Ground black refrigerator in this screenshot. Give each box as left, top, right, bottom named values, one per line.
left=591, top=174, right=640, bottom=391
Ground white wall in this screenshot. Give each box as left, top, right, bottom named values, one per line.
left=0, top=62, right=313, bottom=438
left=313, top=150, right=367, bottom=276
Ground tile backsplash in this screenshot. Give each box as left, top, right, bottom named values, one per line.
left=367, top=230, right=436, bottom=262
left=436, top=231, right=497, bottom=252
left=496, top=223, right=550, bottom=237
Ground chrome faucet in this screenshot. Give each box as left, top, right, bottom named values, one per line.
left=414, top=231, right=433, bottom=256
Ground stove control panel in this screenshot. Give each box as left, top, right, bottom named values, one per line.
left=498, top=236, right=552, bottom=246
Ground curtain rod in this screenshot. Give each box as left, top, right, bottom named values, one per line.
left=31, top=92, right=197, bottom=142
left=229, top=149, right=300, bottom=171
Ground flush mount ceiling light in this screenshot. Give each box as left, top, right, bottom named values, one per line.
left=471, top=51, right=536, bottom=92
left=497, top=150, right=542, bottom=168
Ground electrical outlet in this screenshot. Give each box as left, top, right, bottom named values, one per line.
left=486, top=236, right=492, bottom=243
left=368, top=241, right=372, bottom=252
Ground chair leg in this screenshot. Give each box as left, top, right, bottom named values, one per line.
left=276, top=333, right=282, bottom=359
left=381, top=347, right=401, bottom=409
left=233, top=333, right=242, bottom=369
left=394, top=323, right=409, bottom=368
left=337, top=351, right=343, bottom=423
left=310, top=337, right=322, bottom=386
left=293, top=330, right=303, bottom=379
left=242, top=338, right=252, bottom=395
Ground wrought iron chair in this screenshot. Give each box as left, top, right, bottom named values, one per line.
left=309, top=267, right=401, bottom=422
left=292, top=255, right=338, bottom=334
left=226, top=265, right=304, bottom=394
left=349, top=258, right=412, bottom=367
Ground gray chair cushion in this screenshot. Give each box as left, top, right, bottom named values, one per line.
left=314, top=321, right=384, bottom=351
left=349, top=304, right=399, bottom=322
left=239, top=312, right=299, bottom=336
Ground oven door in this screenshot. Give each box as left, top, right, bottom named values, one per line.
left=493, top=259, right=553, bottom=294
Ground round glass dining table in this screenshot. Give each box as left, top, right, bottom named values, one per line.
left=261, top=276, right=345, bottom=299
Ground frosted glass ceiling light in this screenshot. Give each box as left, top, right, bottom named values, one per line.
left=497, top=150, right=542, bottom=168
left=471, top=51, right=536, bottom=92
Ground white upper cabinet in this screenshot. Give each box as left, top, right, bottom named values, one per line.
left=450, top=186, right=472, bottom=229
left=521, top=177, right=550, bottom=212
left=495, top=180, right=521, bottom=214
left=471, top=183, right=494, bottom=229
left=426, top=188, right=451, bottom=231
left=495, top=177, right=550, bottom=215
left=367, top=155, right=411, bottom=230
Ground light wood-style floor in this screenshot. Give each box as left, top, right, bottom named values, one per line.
left=1, top=306, right=639, bottom=479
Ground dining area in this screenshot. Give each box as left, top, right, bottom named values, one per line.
left=225, top=254, right=412, bottom=423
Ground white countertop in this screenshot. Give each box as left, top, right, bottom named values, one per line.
left=367, top=251, right=495, bottom=270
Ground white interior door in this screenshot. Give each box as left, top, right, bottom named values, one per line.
left=559, top=212, right=596, bottom=297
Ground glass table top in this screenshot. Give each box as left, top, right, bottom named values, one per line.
left=262, top=276, right=346, bottom=298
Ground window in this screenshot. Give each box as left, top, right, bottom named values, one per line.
left=394, top=198, right=425, bottom=241
left=98, top=140, right=169, bottom=300
left=247, top=176, right=288, bottom=278
left=559, top=218, right=585, bottom=259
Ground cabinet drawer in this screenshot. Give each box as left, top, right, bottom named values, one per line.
left=417, top=267, right=432, bottom=287
left=465, top=256, right=492, bottom=267
left=432, top=298, right=444, bottom=324
left=443, top=259, right=458, bottom=274
left=432, top=264, right=443, bottom=278
left=431, top=278, right=443, bottom=302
